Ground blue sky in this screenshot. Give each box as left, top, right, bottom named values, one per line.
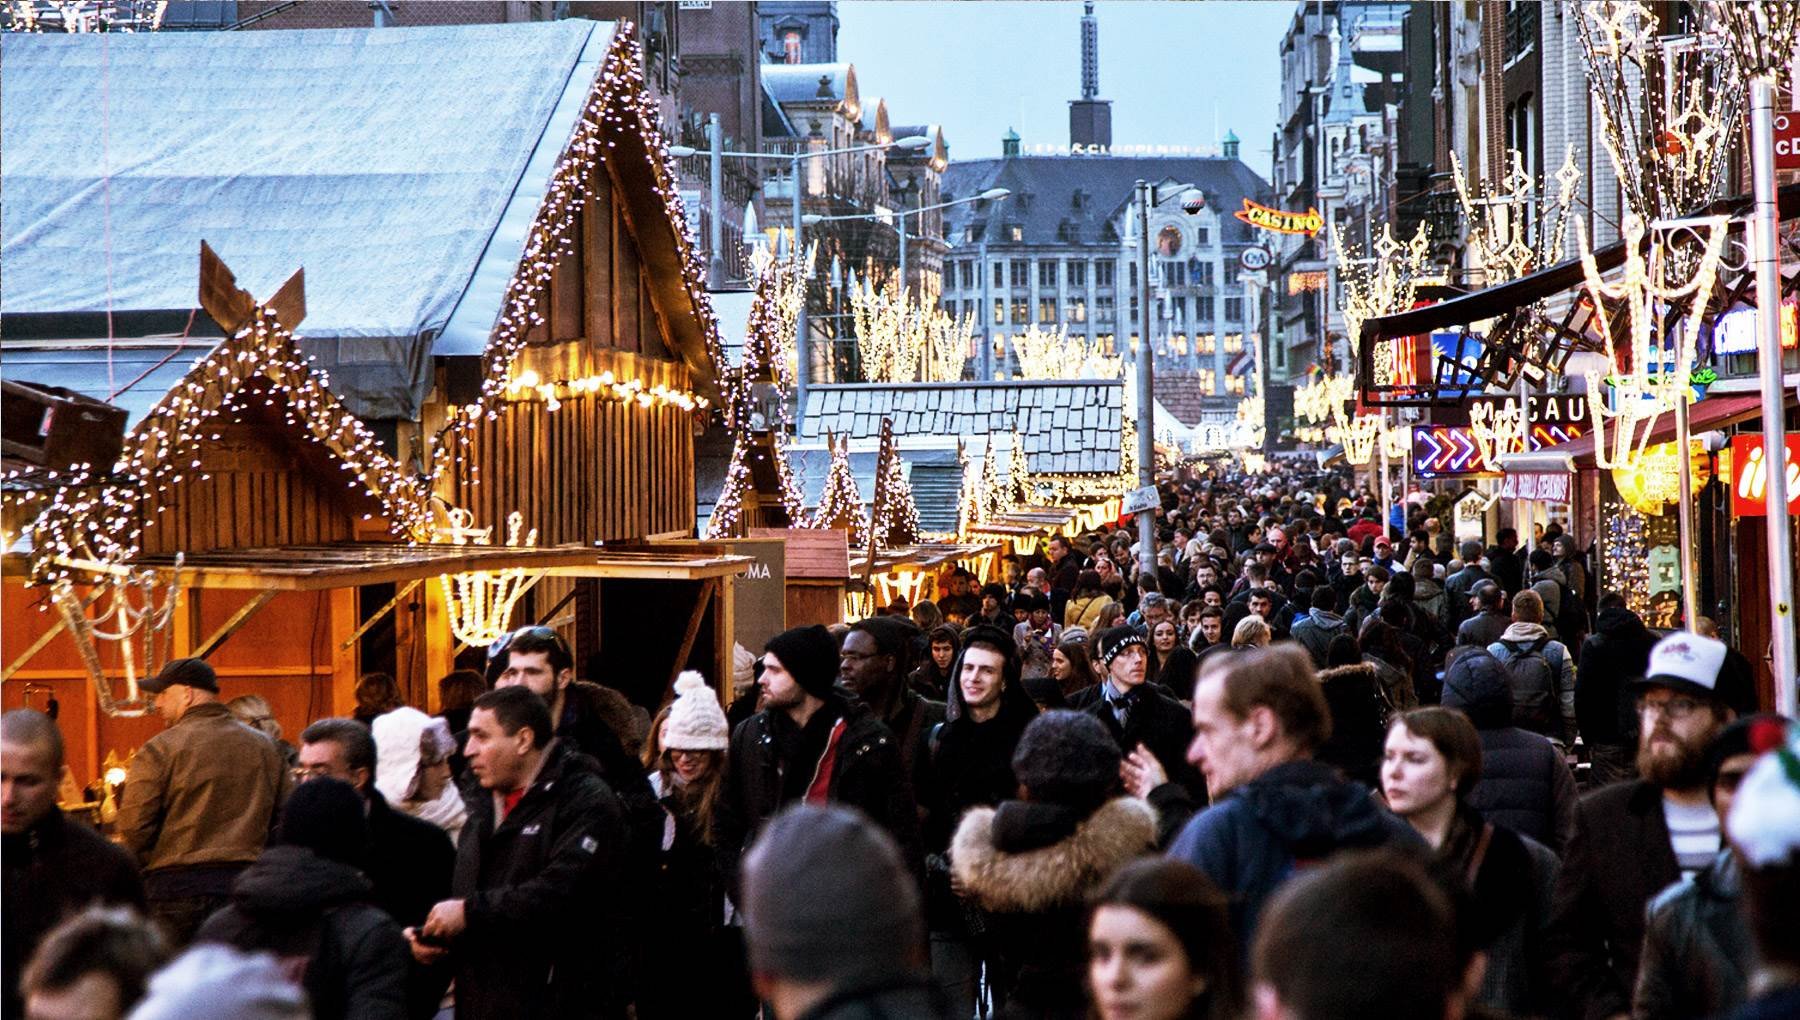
left=836, top=1, right=1297, bottom=169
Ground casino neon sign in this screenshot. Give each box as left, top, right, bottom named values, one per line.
left=1234, top=199, right=1323, bottom=237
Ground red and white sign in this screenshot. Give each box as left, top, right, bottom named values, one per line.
left=1776, top=107, right=1800, bottom=171
left=1500, top=471, right=1573, bottom=503
left=1729, top=434, right=1800, bottom=516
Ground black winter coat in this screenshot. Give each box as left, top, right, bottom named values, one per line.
left=1633, top=849, right=1750, bottom=1020
left=1067, top=681, right=1207, bottom=804
left=196, top=845, right=408, bottom=1020
left=1315, top=663, right=1389, bottom=788
left=1545, top=780, right=1681, bottom=1020
left=715, top=689, right=922, bottom=900
left=794, top=977, right=956, bottom=1020
left=451, top=741, right=629, bottom=1020
left=1442, top=648, right=1579, bottom=854
left=2, top=810, right=145, bottom=1020
left=363, top=790, right=454, bottom=1020
left=1575, top=608, right=1656, bottom=748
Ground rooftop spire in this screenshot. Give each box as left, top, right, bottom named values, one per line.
left=1080, top=1, right=1099, bottom=101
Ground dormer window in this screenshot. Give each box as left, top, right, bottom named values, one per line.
left=783, top=29, right=802, bottom=63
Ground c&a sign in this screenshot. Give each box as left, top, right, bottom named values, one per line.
left=1728, top=434, right=1800, bottom=516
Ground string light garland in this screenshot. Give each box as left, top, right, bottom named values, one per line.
left=1008, top=431, right=1034, bottom=505
left=3, top=0, right=167, bottom=32
left=429, top=22, right=730, bottom=494
left=1469, top=397, right=1528, bottom=466
left=505, top=368, right=706, bottom=413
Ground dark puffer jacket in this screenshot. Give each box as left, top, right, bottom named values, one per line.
left=1576, top=607, right=1656, bottom=749
left=196, top=845, right=409, bottom=1020
left=1440, top=649, right=1579, bottom=854
left=1314, top=663, right=1389, bottom=789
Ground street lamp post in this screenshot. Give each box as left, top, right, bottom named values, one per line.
left=1135, top=180, right=1157, bottom=582
left=805, top=187, right=1011, bottom=301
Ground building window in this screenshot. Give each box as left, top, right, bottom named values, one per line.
left=1128, top=262, right=1138, bottom=288
left=1224, top=333, right=1243, bottom=353
left=1225, top=262, right=1241, bottom=286
left=1095, top=295, right=1116, bottom=323
left=782, top=29, right=802, bottom=63
left=1226, top=373, right=1246, bottom=394
left=994, top=262, right=1005, bottom=288
left=1069, top=297, right=1088, bottom=323
left=1197, top=296, right=1214, bottom=322
left=1173, top=296, right=1187, bottom=323
left=1011, top=299, right=1029, bottom=324
left=959, top=261, right=974, bottom=289
left=1097, top=261, right=1115, bottom=287
left=1038, top=261, right=1058, bottom=288
left=1199, top=368, right=1216, bottom=392
left=1195, top=262, right=1215, bottom=286
left=1224, top=296, right=1243, bottom=321
left=1129, top=295, right=1139, bottom=322
left=993, top=299, right=1005, bottom=325
left=1068, top=260, right=1087, bottom=287
left=1199, top=333, right=1216, bottom=355
left=1008, top=224, right=1024, bottom=242
left=1196, top=224, right=1210, bottom=246
left=1038, top=297, right=1058, bottom=322
left=1164, top=261, right=1186, bottom=286
left=1011, top=260, right=1029, bottom=288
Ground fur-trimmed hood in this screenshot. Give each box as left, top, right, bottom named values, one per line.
left=949, top=797, right=1156, bottom=914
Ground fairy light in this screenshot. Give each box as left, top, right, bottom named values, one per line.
left=504, top=368, right=707, bottom=413
left=1450, top=147, right=1581, bottom=286
left=1012, top=325, right=1122, bottom=381
left=1007, top=431, right=1034, bottom=505
left=1469, top=397, right=1528, bottom=466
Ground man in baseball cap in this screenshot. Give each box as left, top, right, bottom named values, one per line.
left=117, top=658, right=288, bottom=946
left=1548, top=630, right=1751, bottom=1019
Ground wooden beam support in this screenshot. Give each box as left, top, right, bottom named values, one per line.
left=191, top=590, right=278, bottom=660
left=339, top=579, right=421, bottom=651
left=661, top=577, right=717, bottom=711
left=1, top=587, right=104, bottom=681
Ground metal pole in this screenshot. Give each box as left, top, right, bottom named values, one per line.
left=707, top=113, right=724, bottom=290
left=980, top=238, right=992, bottom=379
left=1674, top=398, right=1699, bottom=627
left=793, top=152, right=809, bottom=417
left=1135, top=180, right=1157, bottom=582
left=899, top=212, right=908, bottom=297
left=1750, top=76, right=1797, bottom=711
left=1379, top=412, right=1393, bottom=542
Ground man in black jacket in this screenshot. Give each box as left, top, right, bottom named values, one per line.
left=915, top=625, right=1038, bottom=1016
left=297, top=718, right=454, bottom=1019
left=1444, top=539, right=1492, bottom=630
left=715, top=624, right=922, bottom=900
left=409, top=687, right=628, bottom=1019
left=1577, top=596, right=1659, bottom=786
left=1068, top=626, right=1207, bottom=818
left=2, top=709, right=145, bottom=1019
left=1547, top=631, right=1752, bottom=1020
left=840, top=616, right=944, bottom=788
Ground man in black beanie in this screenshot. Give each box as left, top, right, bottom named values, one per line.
left=742, top=803, right=950, bottom=1019
left=716, top=624, right=921, bottom=901
left=196, top=778, right=409, bottom=1018
left=1069, top=625, right=1208, bottom=820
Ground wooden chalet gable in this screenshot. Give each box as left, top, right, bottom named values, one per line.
left=434, top=22, right=723, bottom=548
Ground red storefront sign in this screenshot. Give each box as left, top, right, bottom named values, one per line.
left=1729, top=434, right=1800, bottom=516
left=1778, top=109, right=1800, bottom=171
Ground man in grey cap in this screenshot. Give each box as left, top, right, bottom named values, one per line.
left=115, top=658, right=289, bottom=946
left=742, top=802, right=949, bottom=1020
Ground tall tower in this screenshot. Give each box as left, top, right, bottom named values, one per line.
left=1068, top=1, right=1112, bottom=150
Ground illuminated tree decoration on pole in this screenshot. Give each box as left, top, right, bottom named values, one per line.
left=1469, top=398, right=1528, bottom=467
left=979, top=442, right=1009, bottom=524
left=1008, top=431, right=1034, bottom=505
left=1331, top=222, right=1433, bottom=465
left=434, top=509, right=542, bottom=647
left=867, top=419, right=919, bottom=550
left=812, top=433, right=869, bottom=548
left=1012, top=325, right=1121, bottom=380
left=1450, top=147, right=1581, bottom=286
left=848, top=280, right=972, bottom=383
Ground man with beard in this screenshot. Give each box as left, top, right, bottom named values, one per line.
left=839, top=615, right=944, bottom=796
left=916, top=625, right=1038, bottom=1016
left=715, top=624, right=921, bottom=897
left=1547, top=631, right=1756, bottom=1020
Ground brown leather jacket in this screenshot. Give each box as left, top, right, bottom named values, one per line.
left=116, top=701, right=289, bottom=872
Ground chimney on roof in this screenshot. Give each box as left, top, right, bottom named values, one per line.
left=1068, top=1, right=1112, bottom=151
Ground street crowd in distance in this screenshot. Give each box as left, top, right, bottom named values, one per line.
left=4, top=457, right=1800, bottom=1020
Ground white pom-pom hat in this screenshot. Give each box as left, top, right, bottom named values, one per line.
left=663, top=670, right=729, bottom=751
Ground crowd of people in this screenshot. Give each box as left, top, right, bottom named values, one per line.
left=3, top=457, right=1799, bottom=1020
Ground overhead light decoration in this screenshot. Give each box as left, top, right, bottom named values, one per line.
left=1331, top=222, right=1434, bottom=464
left=1008, top=431, right=1035, bottom=505
left=435, top=509, right=541, bottom=647
left=50, top=556, right=183, bottom=719
left=1469, top=397, right=1528, bottom=466
left=1012, top=325, right=1122, bottom=380
left=1450, top=147, right=1581, bottom=286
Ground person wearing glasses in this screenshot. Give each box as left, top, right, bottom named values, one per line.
left=1546, top=630, right=1758, bottom=1020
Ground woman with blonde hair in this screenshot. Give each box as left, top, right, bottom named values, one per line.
left=636, top=672, right=750, bottom=1018
left=225, top=694, right=296, bottom=770
left=1230, top=615, right=1272, bottom=650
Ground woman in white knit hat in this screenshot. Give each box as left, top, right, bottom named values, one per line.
left=371, top=706, right=468, bottom=845
left=635, top=670, right=750, bottom=1018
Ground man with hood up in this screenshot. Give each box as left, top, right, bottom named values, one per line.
left=196, top=777, right=409, bottom=1020
left=1439, top=647, right=1579, bottom=854
left=1578, top=593, right=1659, bottom=786
left=915, top=624, right=1038, bottom=1017
left=715, top=624, right=921, bottom=900
left=1168, top=644, right=1423, bottom=943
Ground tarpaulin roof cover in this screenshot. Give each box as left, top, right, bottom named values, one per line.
left=0, top=20, right=609, bottom=419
